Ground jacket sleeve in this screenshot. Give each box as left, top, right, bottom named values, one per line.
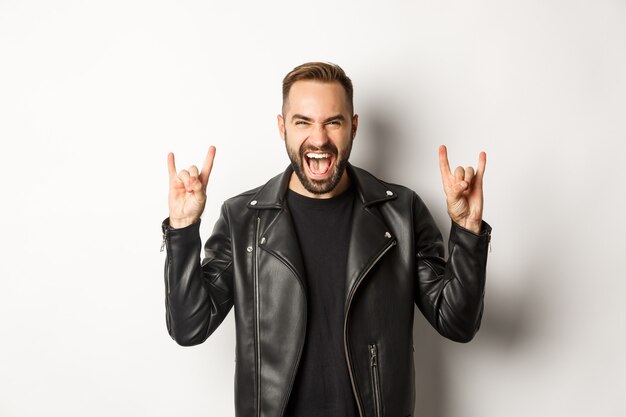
left=161, top=204, right=234, bottom=346
left=412, top=193, right=492, bottom=343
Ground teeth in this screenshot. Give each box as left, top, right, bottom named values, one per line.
left=306, top=153, right=330, bottom=159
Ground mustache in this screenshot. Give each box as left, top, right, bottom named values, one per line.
left=299, top=143, right=338, bottom=155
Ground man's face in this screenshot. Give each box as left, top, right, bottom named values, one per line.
left=278, top=80, right=358, bottom=197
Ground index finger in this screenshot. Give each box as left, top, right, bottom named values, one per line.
left=438, top=145, right=452, bottom=180
left=199, top=146, right=216, bottom=186
left=167, top=152, right=177, bottom=180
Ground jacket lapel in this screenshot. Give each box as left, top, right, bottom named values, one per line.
left=246, top=164, right=398, bottom=301
left=344, top=165, right=398, bottom=303
left=259, top=207, right=306, bottom=285
left=345, top=204, right=394, bottom=301
left=247, top=167, right=306, bottom=285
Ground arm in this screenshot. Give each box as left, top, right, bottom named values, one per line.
left=162, top=146, right=233, bottom=346
left=413, top=194, right=491, bottom=342
left=413, top=145, right=491, bottom=342
left=162, top=205, right=234, bottom=346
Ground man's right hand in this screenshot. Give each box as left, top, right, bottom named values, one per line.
left=167, top=146, right=216, bottom=229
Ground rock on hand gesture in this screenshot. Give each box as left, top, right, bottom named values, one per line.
left=438, top=145, right=486, bottom=235
left=167, top=146, right=216, bottom=229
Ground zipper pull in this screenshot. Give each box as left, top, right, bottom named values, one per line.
left=369, top=345, right=378, bottom=367
left=160, top=229, right=167, bottom=252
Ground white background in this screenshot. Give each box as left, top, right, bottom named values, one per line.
left=1, top=1, right=625, bottom=416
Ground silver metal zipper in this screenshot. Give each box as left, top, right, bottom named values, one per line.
left=254, top=217, right=261, bottom=417
left=369, top=344, right=382, bottom=417
left=160, top=229, right=167, bottom=252
left=162, top=227, right=171, bottom=295
left=343, top=238, right=396, bottom=417
left=162, top=226, right=172, bottom=334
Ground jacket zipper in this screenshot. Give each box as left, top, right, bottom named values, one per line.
left=161, top=227, right=171, bottom=295
left=160, top=228, right=167, bottom=252
left=254, top=217, right=261, bottom=417
left=161, top=227, right=172, bottom=333
left=343, top=238, right=396, bottom=417
left=369, top=344, right=383, bottom=417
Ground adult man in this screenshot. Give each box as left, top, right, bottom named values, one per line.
left=162, top=62, right=491, bottom=417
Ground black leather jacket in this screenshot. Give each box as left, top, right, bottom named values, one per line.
left=161, top=164, right=492, bottom=417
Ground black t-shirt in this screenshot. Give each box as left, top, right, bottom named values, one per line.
left=284, top=186, right=358, bottom=417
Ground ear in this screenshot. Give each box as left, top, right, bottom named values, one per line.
left=351, top=114, right=359, bottom=139
left=277, top=114, right=286, bottom=141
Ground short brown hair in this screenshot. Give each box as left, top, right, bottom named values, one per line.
left=282, top=62, right=354, bottom=115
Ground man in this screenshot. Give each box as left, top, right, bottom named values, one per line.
left=161, top=62, right=491, bottom=417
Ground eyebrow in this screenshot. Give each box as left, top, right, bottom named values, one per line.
left=291, top=114, right=346, bottom=123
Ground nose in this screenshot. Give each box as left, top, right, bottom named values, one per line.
left=307, top=123, right=330, bottom=148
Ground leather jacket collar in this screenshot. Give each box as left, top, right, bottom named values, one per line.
left=243, top=163, right=401, bottom=314
left=246, top=163, right=398, bottom=210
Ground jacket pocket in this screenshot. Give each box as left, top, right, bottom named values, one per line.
left=369, top=343, right=383, bottom=417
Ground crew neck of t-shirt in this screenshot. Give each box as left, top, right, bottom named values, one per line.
left=286, top=185, right=355, bottom=210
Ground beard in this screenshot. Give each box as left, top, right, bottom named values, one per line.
left=285, top=131, right=353, bottom=195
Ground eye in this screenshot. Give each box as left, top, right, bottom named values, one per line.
left=294, top=120, right=308, bottom=125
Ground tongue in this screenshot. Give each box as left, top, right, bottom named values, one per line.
left=309, top=157, right=330, bottom=175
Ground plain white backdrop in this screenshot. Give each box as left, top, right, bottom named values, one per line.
left=1, top=1, right=625, bottom=416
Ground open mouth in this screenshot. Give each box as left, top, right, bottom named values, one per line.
left=304, top=152, right=334, bottom=178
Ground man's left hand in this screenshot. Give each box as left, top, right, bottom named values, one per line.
left=438, top=145, right=486, bottom=234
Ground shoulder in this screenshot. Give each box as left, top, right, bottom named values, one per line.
left=224, top=185, right=263, bottom=207
left=348, top=164, right=419, bottom=204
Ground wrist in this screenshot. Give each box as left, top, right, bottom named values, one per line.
left=169, top=217, right=200, bottom=229
left=464, top=221, right=482, bottom=234
left=452, top=218, right=482, bottom=234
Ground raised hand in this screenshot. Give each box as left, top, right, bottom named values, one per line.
left=168, top=146, right=216, bottom=229
left=438, top=145, right=486, bottom=234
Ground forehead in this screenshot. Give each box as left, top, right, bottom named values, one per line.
left=285, top=80, right=350, bottom=117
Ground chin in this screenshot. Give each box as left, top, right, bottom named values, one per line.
left=295, top=158, right=348, bottom=195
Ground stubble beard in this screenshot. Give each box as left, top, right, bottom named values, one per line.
left=285, top=131, right=353, bottom=195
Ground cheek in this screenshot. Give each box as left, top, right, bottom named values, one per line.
left=285, top=136, right=305, bottom=153
left=286, top=130, right=308, bottom=145
left=332, top=131, right=353, bottom=148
